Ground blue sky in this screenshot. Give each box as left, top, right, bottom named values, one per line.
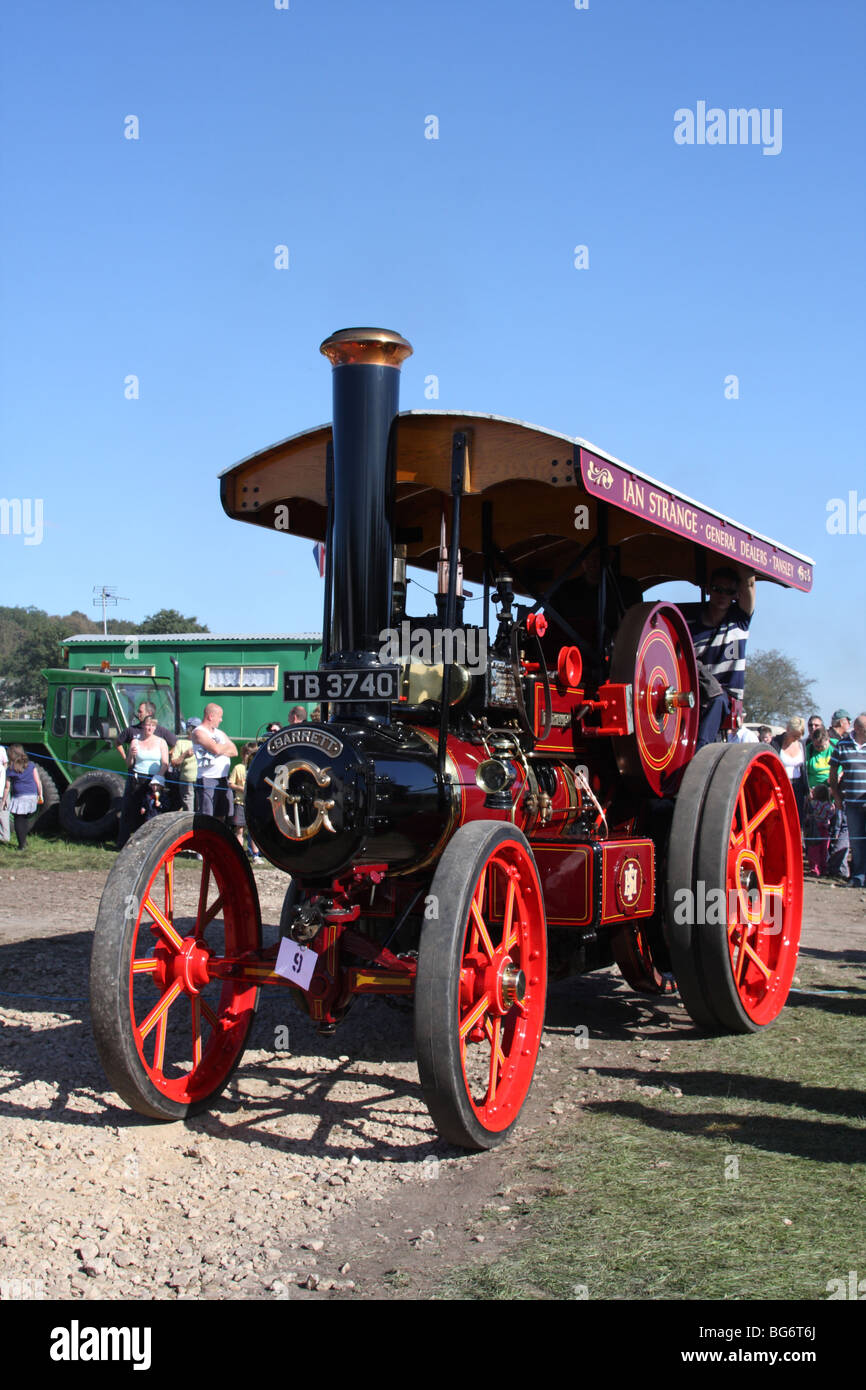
left=1, top=0, right=863, bottom=719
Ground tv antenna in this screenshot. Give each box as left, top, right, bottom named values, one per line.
left=93, top=585, right=128, bottom=635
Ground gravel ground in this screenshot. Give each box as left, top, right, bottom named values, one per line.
left=0, top=867, right=451, bottom=1300
left=0, top=865, right=863, bottom=1301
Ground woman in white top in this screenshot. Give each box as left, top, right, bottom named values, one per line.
left=773, top=717, right=806, bottom=830
left=129, top=716, right=169, bottom=822
left=129, top=717, right=169, bottom=781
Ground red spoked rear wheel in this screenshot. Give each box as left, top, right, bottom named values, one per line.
left=610, top=602, right=699, bottom=795
left=90, top=813, right=261, bottom=1119
left=415, top=822, right=547, bottom=1149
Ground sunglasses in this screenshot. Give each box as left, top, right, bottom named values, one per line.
left=711, top=586, right=737, bottom=597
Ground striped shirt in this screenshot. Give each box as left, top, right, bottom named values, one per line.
left=679, top=602, right=752, bottom=701
left=830, top=734, right=866, bottom=806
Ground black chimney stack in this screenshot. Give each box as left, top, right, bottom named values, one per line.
left=319, top=328, right=413, bottom=714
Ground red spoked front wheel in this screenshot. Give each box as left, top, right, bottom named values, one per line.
left=415, top=822, right=547, bottom=1150
left=90, top=813, right=262, bottom=1119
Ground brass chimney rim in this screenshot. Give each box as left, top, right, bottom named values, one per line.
left=320, top=327, right=413, bottom=368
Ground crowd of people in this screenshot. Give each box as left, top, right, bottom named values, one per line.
left=109, top=699, right=320, bottom=860
left=0, top=701, right=322, bottom=857
left=732, top=709, right=864, bottom=889
left=677, top=561, right=863, bottom=890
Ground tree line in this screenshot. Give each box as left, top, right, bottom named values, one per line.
left=0, top=606, right=208, bottom=709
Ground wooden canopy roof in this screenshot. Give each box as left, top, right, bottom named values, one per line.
left=219, top=411, right=813, bottom=594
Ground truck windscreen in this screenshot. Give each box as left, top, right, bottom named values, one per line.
left=117, top=683, right=177, bottom=731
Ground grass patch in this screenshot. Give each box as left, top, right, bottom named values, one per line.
left=440, top=952, right=866, bottom=1301
left=0, top=833, right=281, bottom=874
left=0, top=835, right=120, bottom=872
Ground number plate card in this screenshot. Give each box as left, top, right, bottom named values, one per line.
left=274, top=938, right=319, bottom=991
left=283, top=668, right=399, bottom=702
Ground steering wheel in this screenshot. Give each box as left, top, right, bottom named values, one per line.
left=510, top=625, right=552, bottom=742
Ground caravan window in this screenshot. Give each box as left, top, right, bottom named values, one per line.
left=204, top=665, right=278, bottom=692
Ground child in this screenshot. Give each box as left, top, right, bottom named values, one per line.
left=805, top=783, right=835, bottom=877
left=229, top=743, right=263, bottom=863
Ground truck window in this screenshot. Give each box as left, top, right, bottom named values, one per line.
left=69, top=689, right=115, bottom=740
left=70, top=689, right=90, bottom=739
left=91, top=689, right=113, bottom=740
left=52, top=687, right=69, bottom=736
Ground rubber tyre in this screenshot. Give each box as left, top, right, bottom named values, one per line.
left=31, top=766, right=61, bottom=835
left=415, top=821, right=547, bottom=1150
left=664, top=743, right=730, bottom=1029
left=90, top=812, right=261, bottom=1120
left=693, top=746, right=802, bottom=1032
left=60, top=770, right=124, bottom=842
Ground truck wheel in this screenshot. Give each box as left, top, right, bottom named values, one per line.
left=415, top=822, right=547, bottom=1150
left=666, top=746, right=802, bottom=1032
left=59, top=770, right=124, bottom=842
left=89, top=813, right=261, bottom=1120
left=31, top=766, right=61, bottom=834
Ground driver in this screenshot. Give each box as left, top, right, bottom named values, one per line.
left=679, top=564, right=755, bottom=748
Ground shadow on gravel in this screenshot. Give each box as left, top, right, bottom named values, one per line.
left=543, top=971, right=696, bottom=1041
left=583, top=1095, right=866, bottom=1164
left=187, top=1063, right=448, bottom=1165
left=0, top=926, right=450, bottom=1164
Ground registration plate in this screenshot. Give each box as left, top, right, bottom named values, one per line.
left=283, top=667, right=400, bottom=702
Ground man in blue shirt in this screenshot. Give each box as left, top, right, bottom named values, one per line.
left=679, top=564, right=756, bottom=748
left=829, top=715, right=866, bottom=888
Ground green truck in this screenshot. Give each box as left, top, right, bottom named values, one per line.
left=63, top=632, right=322, bottom=734
left=0, top=667, right=180, bottom=841
left=1, top=632, right=323, bottom=841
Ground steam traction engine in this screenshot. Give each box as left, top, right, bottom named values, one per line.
left=90, top=328, right=810, bottom=1150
